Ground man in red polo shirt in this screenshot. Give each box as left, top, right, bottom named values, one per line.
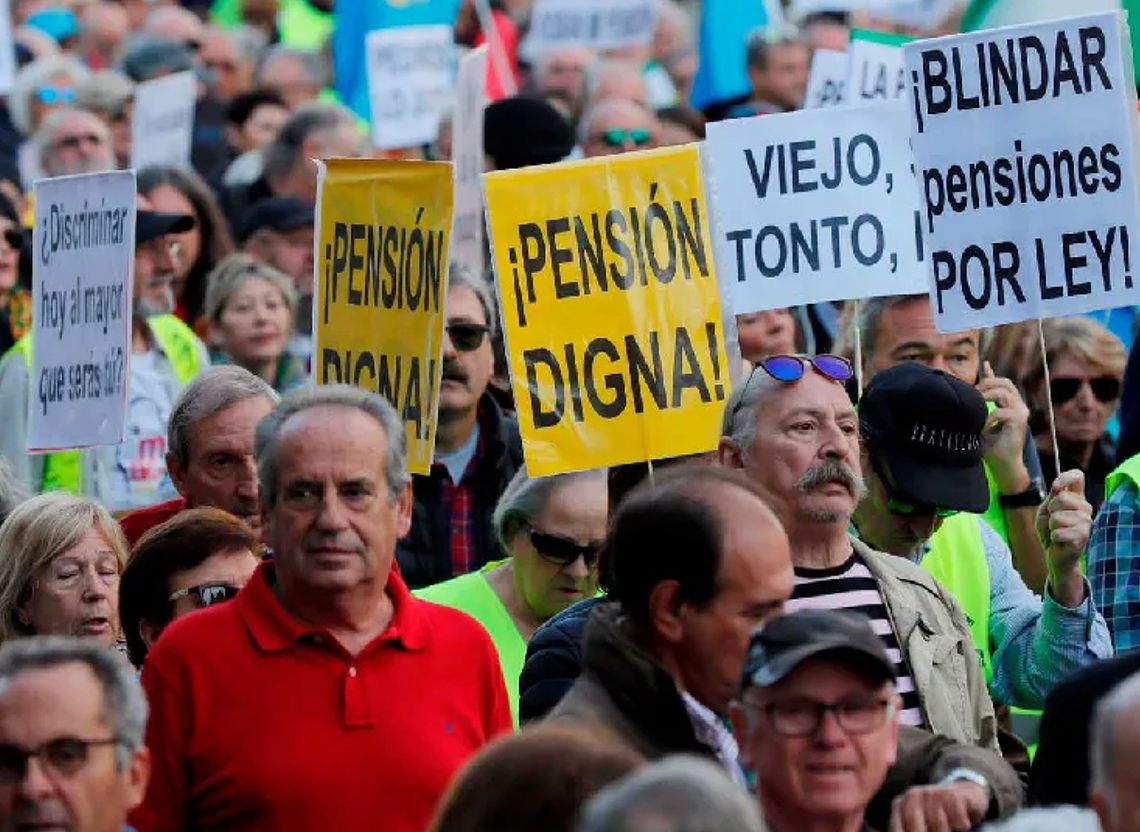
left=119, top=366, right=278, bottom=544
left=131, top=385, right=511, bottom=832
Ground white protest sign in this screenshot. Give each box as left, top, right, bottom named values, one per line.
left=0, top=0, right=16, bottom=95
left=904, top=12, right=1140, bottom=330
left=522, top=0, right=659, bottom=57
left=451, top=46, right=487, bottom=274
left=803, top=49, right=847, bottom=108
left=846, top=30, right=911, bottom=102
left=703, top=100, right=928, bottom=313
left=367, top=25, right=455, bottom=151
left=130, top=71, right=196, bottom=169
left=29, top=172, right=136, bottom=452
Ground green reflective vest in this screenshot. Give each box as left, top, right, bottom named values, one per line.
left=210, top=0, right=333, bottom=50
left=12, top=315, right=202, bottom=494
left=1106, top=454, right=1140, bottom=500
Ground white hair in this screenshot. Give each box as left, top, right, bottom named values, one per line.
left=1091, top=671, right=1140, bottom=820
left=9, top=56, right=90, bottom=135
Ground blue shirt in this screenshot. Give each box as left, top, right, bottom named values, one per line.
left=1089, top=477, right=1140, bottom=652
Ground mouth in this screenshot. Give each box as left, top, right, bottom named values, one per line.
left=804, top=763, right=857, bottom=778
left=815, top=480, right=852, bottom=495
left=80, top=617, right=112, bottom=635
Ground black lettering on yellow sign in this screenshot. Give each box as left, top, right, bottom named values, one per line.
left=522, top=321, right=725, bottom=429
left=321, top=349, right=437, bottom=441
left=321, top=208, right=445, bottom=325
left=505, top=184, right=710, bottom=327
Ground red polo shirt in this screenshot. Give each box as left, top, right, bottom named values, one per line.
left=119, top=497, right=186, bottom=545
left=131, top=561, right=511, bottom=832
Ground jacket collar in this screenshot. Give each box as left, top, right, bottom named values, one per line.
left=238, top=560, right=429, bottom=654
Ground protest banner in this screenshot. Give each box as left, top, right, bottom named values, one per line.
left=703, top=100, right=928, bottom=313
left=130, top=71, right=196, bottom=169
left=366, top=25, right=454, bottom=151
left=846, top=29, right=912, bottom=102
left=314, top=159, right=453, bottom=474
left=904, top=12, right=1140, bottom=331
left=521, top=0, right=659, bottom=58
left=484, top=146, right=730, bottom=476
left=803, top=48, right=848, bottom=108
left=451, top=46, right=487, bottom=274
left=28, top=171, right=136, bottom=452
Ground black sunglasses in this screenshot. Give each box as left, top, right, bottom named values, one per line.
left=1, top=229, right=21, bottom=250
left=1050, top=376, right=1120, bottom=405
left=0, top=736, right=121, bottom=784
left=168, top=583, right=240, bottom=607
left=527, top=525, right=602, bottom=569
left=447, top=322, right=490, bottom=352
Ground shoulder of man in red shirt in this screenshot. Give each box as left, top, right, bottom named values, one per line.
left=120, top=496, right=187, bottom=545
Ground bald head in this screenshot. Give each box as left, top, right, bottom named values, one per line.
left=80, top=3, right=130, bottom=63
left=143, top=6, right=203, bottom=47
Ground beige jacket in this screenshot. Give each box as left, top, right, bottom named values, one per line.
left=852, top=536, right=1000, bottom=753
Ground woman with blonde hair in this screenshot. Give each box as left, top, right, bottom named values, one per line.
left=1024, top=316, right=1127, bottom=509
left=0, top=492, right=128, bottom=647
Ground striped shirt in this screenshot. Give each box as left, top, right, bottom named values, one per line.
left=787, top=553, right=925, bottom=728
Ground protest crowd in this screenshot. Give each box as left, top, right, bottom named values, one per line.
left=4, top=0, right=1140, bottom=831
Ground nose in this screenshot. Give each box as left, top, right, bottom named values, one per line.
left=17, top=756, right=56, bottom=800
left=314, top=489, right=350, bottom=532
left=1073, top=380, right=1097, bottom=408
left=928, top=355, right=949, bottom=373
left=234, top=456, right=259, bottom=498
left=441, top=329, right=457, bottom=359
left=813, top=709, right=848, bottom=747
left=563, top=554, right=590, bottom=580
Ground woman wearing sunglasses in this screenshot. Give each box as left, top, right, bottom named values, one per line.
left=119, top=507, right=261, bottom=669
left=0, top=193, right=28, bottom=356
left=417, top=466, right=607, bottom=725
left=1026, top=316, right=1126, bottom=510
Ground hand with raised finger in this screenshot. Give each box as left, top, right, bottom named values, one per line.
left=889, top=782, right=989, bottom=832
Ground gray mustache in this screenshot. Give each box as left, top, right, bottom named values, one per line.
left=796, top=460, right=866, bottom=499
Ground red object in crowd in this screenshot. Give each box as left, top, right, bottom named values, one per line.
left=474, top=9, right=520, bottom=101
left=119, top=496, right=187, bottom=546
left=130, top=561, right=512, bottom=832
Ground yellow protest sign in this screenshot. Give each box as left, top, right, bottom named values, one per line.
left=484, top=145, right=729, bottom=476
left=315, top=158, right=453, bottom=474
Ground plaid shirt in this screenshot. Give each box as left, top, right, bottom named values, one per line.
left=1090, top=477, right=1140, bottom=652
left=432, top=430, right=486, bottom=579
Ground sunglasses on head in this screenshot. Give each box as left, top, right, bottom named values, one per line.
left=886, top=497, right=959, bottom=520
left=1050, top=376, right=1120, bottom=405
left=527, top=525, right=602, bottom=569
left=168, top=583, right=240, bottom=608
left=447, top=321, right=490, bottom=352
left=728, top=353, right=853, bottom=431
left=36, top=84, right=76, bottom=105
left=599, top=127, right=652, bottom=148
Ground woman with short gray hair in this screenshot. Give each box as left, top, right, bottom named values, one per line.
left=417, top=465, right=607, bottom=724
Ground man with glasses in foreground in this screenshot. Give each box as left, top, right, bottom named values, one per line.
left=733, top=609, right=1003, bottom=832
left=396, top=263, right=524, bottom=589
left=0, top=636, right=149, bottom=832
left=719, top=353, right=997, bottom=749
left=851, top=363, right=1110, bottom=714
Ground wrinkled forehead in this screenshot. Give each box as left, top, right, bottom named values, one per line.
left=756, top=371, right=855, bottom=424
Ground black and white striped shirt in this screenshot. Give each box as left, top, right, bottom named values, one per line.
left=786, top=553, right=925, bottom=728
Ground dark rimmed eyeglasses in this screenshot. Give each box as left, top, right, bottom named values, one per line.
left=742, top=696, right=894, bottom=738
left=1050, top=376, right=1120, bottom=405
left=728, top=354, right=853, bottom=429
left=527, top=525, right=603, bottom=569
left=168, top=583, right=240, bottom=608
left=447, top=322, right=491, bottom=352
left=0, top=736, right=123, bottom=784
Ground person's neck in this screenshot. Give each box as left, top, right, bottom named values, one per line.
left=131, top=316, right=152, bottom=354
left=275, top=575, right=394, bottom=656
left=787, top=520, right=853, bottom=570
left=436, top=408, right=478, bottom=454
left=762, top=801, right=864, bottom=832
left=242, top=356, right=277, bottom=386
left=487, top=560, right=545, bottom=641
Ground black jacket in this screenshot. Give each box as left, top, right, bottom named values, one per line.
left=1030, top=650, right=1140, bottom=806
left=520, top=596, right=601, bottom=724
left=396, top=394, right=523, bottom=589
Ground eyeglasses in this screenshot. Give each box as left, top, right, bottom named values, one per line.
left=527, top=525, right=603, bottom=569
left=598, top=127, right=652, bottom=148
left=168, top=583, right=240, bottom=608
left=1050, top=376, right=1120, bottom=405
left=36, top=85, right=76, bottom=105
left=53, top=133, right=105, bottom=152
left=1, top=229, right=22, bottom=250
left=0, top=736, right=122, bottom=784
left=745, top=696, right=894, bottom=738
left=886, top=497, right=959, bottom=520
left=728, top=354, right=853, bottom=430
left=446, top=322, right=490, bottom=352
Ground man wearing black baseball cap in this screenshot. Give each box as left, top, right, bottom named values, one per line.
left=852, top=363, right=1110, bottom=713
left=732, top=610, right=1018, bottom=832
left=0, top=195, right=208, bottom=508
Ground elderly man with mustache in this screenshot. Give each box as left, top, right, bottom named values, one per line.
left=395, top=262, right=524, bottom=590
left=719, top=354, right=1000, bottom=759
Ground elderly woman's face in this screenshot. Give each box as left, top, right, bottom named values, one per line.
left=507, top=476, right=607, bottom=622
left=20, top=526, right=120, bottom=646
left=214, top=276, right=292, bottom=369
left=1037, top=353, right=1121, bottom=447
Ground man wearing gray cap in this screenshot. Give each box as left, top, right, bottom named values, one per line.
left=732, top=609, right=1017, bottom=832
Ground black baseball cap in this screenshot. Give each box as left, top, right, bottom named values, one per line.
left=136, top=210, right=195, bottom=245
left=741, top=610, right=895, bottom=691
left=239, top=197, right=314, bottom=243
left=859, top=362, right=990, bottom=514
